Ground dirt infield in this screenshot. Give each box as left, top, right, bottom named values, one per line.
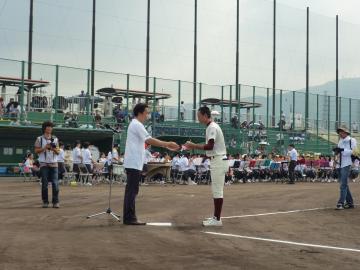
left=0, top=179, right=359, bottom=270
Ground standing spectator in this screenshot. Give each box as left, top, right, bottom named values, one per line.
left=72, top=140, right=82, bottom=181
left=79, top=90, right=86, bottom=113
left=334, top=125, right=356, bottom=210
left=82, top=142, right=93, bottom=185
left=98, top=152, right=107, bottom=164
left=34, top=121, right=60, bottom=208
left=64, top=144, right=73, bottom=172
left=287, top=144, right=298, bottom=184
left=180, top=101, right=185, bottom=120
left=94, top=111, right=102, bottom=129
left=0, top=97, right=4, bottom=118
left=57, top=142, right=65, bottom=181
left=122, top=103, right=179, bottom=225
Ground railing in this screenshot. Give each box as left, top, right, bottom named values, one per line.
left=0, top=57, right=359, bottom=140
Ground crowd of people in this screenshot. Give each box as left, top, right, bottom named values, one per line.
left=23, top=141, right=360, bottom=186
left=0, top=97, right=20, bottom=119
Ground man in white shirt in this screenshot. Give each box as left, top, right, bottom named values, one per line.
left=34, top=121, right=60, bottom=208
left=287, top=144, right=298, bottom=184
left=72, top=140, right=82, bottom=181
left=82, top=142, right=93, bottom=184
left=334, top=125, right=356, bottom=210
left=185, top=106, right=228, bottom=226
left=57, top=142, right=65, bottom=181
left=123, top=103, right=179, bottom=225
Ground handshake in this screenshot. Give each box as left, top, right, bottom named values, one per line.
left=332, top=147, right=344, bottom=154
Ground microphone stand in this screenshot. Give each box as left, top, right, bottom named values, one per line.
left=87, top=126, right=121, bottom=222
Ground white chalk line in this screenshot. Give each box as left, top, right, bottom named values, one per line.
left=204, top=232, right=360, bottom=253
left=221, top=207, right=333, bottom=219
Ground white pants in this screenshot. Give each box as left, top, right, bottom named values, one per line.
left=210, top=156, right=228, bottom=198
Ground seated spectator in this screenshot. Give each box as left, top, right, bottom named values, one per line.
left=171, top=153, right=180, bottom=179
left=231, top=115, right=239, bottom=128
left=64, top=144, right=73, bottom=172
left=98, top=152, right=108, bottom=164
left=185, top=155, right=197, bottom=185
left=9, top=101, right=20, bottom=118
left=0, top=97, right=4, bottom=118
left=57, top=142, right=65, bottom=180
left=24, top=153, right=40, bottom=178
left=94, top=111, right=102, bottom=128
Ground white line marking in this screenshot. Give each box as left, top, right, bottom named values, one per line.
left=221, top=207, right=331, bottom=219
left=204, top=232, right=360, bottom=253
left=146, top=222, right=172, bottom=226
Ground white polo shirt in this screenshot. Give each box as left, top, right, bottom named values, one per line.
left=57, top=148, right=65, bottom=163
left=205, top=121, right=226, bottom=157
left=124, top=118, right=152, bottom=170
left=178, top=156, right=189, bottom=172
left=82, top=148, right=92, bottom=165
left=72, top=147, right=82, bottom=164
left=338, top=136, right=357, bottom=168
left=288, top=148, right=298, bottom=161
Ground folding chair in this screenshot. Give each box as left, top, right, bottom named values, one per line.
left=112, top=164, right=126, bottom=184
left=195, top=167, right=211, bottom=184
left=92, top=162, right=106, bottom=184
left=62, top=163, right=75, bottom=185
left=78, top=163, right=92, bottom=185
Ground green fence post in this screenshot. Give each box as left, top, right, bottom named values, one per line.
left=86, top=69, right=90, bottom=128
left=199, top=83, right=202, bottom=108
left=292, top=91, right=295, bottom=131
left=339, top=97, right=342, bottom=125
left=54, top=65, right=59, bottom=124
left=266, top=88, right=269, bottom=129
left=237, top=84, right=241, bottom=119
left=229, top=85, right=232, bottom=121
left=20, top=61, right=25, bottom=122
left=280, top=90, right=283, bottom=151
left=153, top=77, right=156, bottom=128
left=126, top=74, right=129, bottom=123
left=316, top=94, right=319, bottom=151
left=327, top=96, right=330, bottom=151
left=221, top=86, right=224, bottom=123
left=178, top=80, right=181, bottom=122
left=252, top=86, right=255, bottom=123
left=349, top=98, right=352, bottom=133
left=279, top=90, right=283, bottom=129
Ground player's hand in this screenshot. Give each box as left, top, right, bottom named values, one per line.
left=166, top=141, right=180, bottom=152
left=184, top=141, right=195, bottom=150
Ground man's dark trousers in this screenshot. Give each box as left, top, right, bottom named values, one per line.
left=289, top=160, right=297, bottom=183
left=123, top=168, right=142, bottom=223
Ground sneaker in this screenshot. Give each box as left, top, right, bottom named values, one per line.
left=53, top=203, right=60, bottom=208
left=42, top=203, right=49, bottom=208
left=188, top=180, right=197, bottom=185
left=335, top=204, right=344, bottom=210
left=344, top=203, right=355, bottom=209
left=159, top=180, right=165, bottom=185
left=202, top=217, right=223, bottom=227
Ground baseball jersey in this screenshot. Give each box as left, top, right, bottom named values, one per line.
left=205, top=121, right=226, bottom=157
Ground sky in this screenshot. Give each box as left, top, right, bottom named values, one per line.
left=0, top=0, right=360, bottom=98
